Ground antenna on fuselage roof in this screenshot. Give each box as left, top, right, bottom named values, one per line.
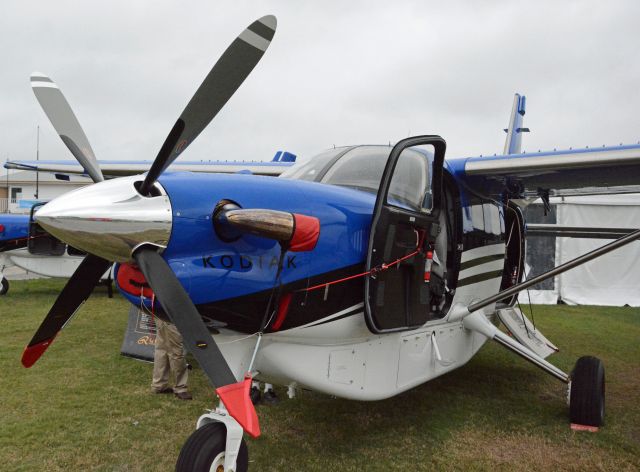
left=503, top=93, right=530, bottom=155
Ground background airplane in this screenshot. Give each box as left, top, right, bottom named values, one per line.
left=0, top=202, right=115, bottom=294
left=4, top=150, right=297, bottom=179
left=0, top=213, right=29, bottom=294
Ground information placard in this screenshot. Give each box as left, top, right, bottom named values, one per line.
left=120, top=305, right=156, bottom=362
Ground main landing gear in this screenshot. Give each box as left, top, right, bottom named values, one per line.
left=569, top=356, right=605, bottom=428
left=461, top=309, right=606, bottom=429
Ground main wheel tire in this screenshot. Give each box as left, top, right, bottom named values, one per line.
left=570, top=356, right=605, bottom=427
left=175, top=422, right=249, bottom=472
left=0, top=277, right=8, bottom=295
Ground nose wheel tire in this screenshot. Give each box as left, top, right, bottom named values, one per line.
left=569, top=356, right=605, bottom=427
left=0, top=277, right=8, bottom=295
left=176, top=422, right=248, bottom=472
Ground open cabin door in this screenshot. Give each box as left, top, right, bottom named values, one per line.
left=365, top=136, right=446, bottom=333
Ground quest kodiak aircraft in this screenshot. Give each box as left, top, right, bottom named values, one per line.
left=15, top=15, right=640, bottom=472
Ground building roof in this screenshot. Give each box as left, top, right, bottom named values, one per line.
left=0, top=170, right=92, bottom=187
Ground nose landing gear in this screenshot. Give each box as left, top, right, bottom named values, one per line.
left=176, top=405, right=249, bottom=472
left=176, top=422, right=248, bottom=472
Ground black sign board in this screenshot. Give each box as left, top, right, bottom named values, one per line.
left=120, top=305, right=157, bottom=362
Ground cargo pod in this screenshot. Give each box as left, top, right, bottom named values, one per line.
left=364, top=136, right=446, bottom=333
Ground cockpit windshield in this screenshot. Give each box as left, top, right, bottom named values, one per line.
left=320, top=146, right=391, bottom=193
left=281, top=145, right=432, bottom=212
left=279, top=147, right=349, bottom=181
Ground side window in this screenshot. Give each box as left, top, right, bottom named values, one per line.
left=387, top=149, right=431, bottom=213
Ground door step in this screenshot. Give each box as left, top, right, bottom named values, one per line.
left=496, top=307, right=559, bottom=359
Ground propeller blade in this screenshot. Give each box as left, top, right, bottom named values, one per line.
left=139, top=15, right=277, bottom=195
left=134, top=247, right=260, bottom=436
left=133, top=247, right=236, bottom=386
left=22, top=254, right=111, bottom=367
left=30, top=73, right=104, bottom=183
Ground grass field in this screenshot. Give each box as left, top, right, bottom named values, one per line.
left=1, top=279, right=638, bottom=471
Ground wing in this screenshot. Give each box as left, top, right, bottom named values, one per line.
left=4, top=158, right=295, bottom=178
left=451, top=143, right=640, bottom=199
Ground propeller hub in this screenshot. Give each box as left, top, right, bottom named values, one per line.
left=35, top=175, right=172, bottom=262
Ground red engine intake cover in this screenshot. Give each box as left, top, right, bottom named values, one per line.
left=117, top=263, right=154, bottom=298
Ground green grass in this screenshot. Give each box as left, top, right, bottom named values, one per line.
left=1, top=279, right=638, bottom=471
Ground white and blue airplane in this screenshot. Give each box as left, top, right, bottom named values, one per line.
left=13, top=15, right=640, bottom=472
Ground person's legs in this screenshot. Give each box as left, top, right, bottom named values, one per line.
left=165, top=322, right=190, bottom=398
left=151, top=318, right=171, bottom=393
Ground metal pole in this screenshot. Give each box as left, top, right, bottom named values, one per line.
left=527, top=224, right=636, bottom=239
left=468, top=228, right=640, bottom=313
left=4, top=158, right=7, bottom=213
left=6, top=158, right=9, bottom=213
left=35, top=125, right=39, bottom=200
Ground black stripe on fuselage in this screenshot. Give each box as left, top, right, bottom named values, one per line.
left=457, top=269, right=504, bottom=287
left=190, top=263, right=366, bottom=334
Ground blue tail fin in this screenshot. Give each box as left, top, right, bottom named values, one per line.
left=271, top=151, right=297, bottom=162
left=503, top=93, right=529, bottom=155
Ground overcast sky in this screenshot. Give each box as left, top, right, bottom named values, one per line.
left=2, top=0, right=639, bottom=176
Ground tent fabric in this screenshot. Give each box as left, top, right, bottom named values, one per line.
left=556, top=198, right=640, bottom=306
left=520, top=195, right=640, bottom=306
left=518, top=263, right=559, bottom=304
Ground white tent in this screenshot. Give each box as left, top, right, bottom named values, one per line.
left=520, top=194, right=640, bottom=306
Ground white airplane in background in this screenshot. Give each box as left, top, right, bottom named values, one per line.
left=0, top=204, right=114, bottom=295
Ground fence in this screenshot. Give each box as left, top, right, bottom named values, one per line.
left=1, top=198, right=33, bottom=214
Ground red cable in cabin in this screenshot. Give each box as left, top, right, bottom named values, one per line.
left=296, top=248, right=422, bottom=294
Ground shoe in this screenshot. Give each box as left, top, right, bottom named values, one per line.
left=153, top=387, right=173, bottom=394
left=250, top=386, right=262, bottom=405
left=175, top=391, right=193, bottom=400
left=262, top=389, right=279, bottom=405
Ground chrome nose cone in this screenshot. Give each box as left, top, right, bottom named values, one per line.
left=36, top=175, right=172, bottom=262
